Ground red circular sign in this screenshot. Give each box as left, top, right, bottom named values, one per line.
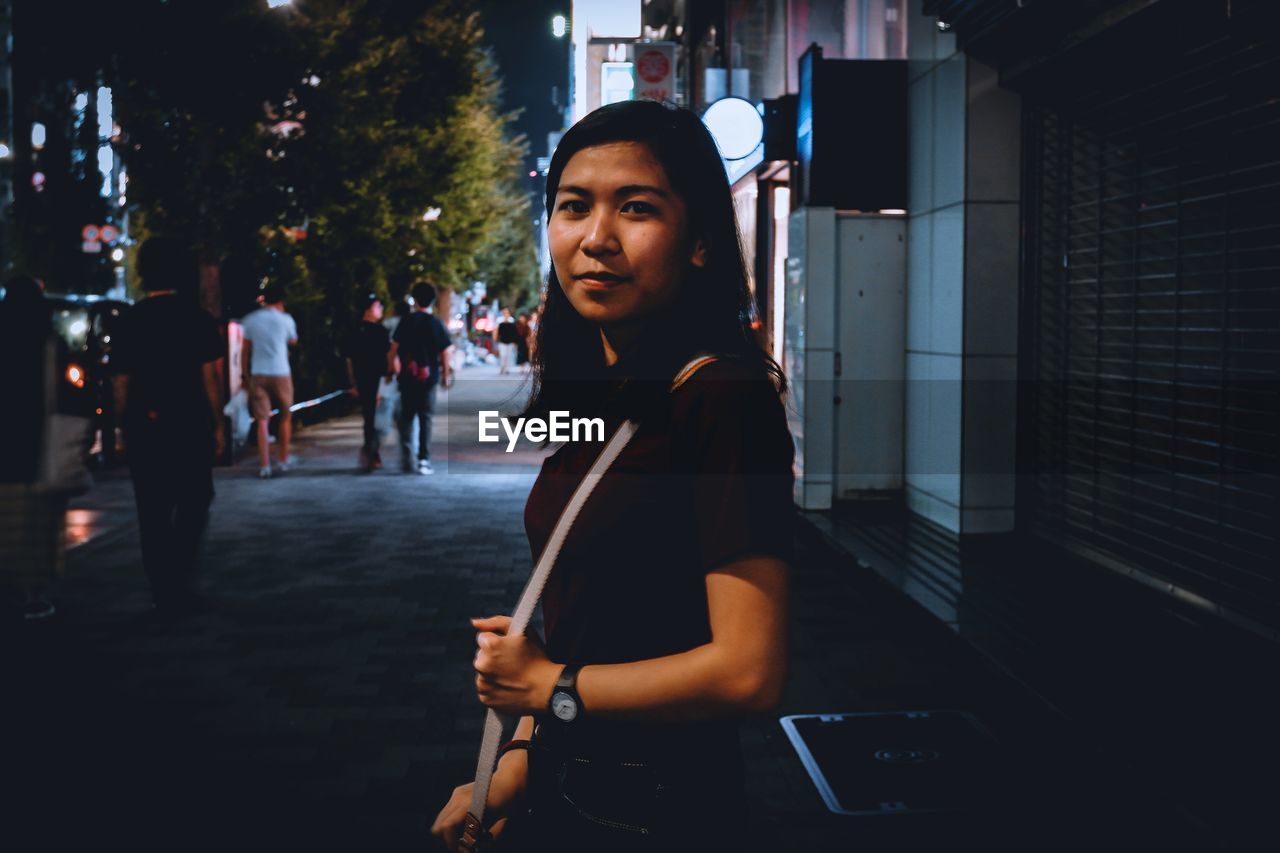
left=100, top=225, right=120, bottom=243
left=81, top=224, right=99, bottom=241
left=636, top=50, right=670, bottom=84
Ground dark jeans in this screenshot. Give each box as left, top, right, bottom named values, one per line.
left=127, top=424, right=215, bottom=608
left=506, top=729, right=749, bottom=853
left=357, top=377, right=381, bottom=456
left=398, top=381, right=438, bottom=465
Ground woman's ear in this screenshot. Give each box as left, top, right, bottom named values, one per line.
left=690, top=238, right=708, bottom=269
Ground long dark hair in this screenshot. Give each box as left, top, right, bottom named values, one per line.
left=526, top=100, right=783, bottom=421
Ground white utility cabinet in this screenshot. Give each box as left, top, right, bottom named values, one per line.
left=785, top=208, right=906, bottom=510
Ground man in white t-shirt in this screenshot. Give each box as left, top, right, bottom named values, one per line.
left=240, top=282, right=298, bottom=478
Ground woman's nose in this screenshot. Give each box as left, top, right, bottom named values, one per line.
left=581, top=212, right=620, bottom=256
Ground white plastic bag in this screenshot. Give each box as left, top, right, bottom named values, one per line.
left=223, top=388, right=252, bottom=448
left=374, top=376, right=398, bottom=436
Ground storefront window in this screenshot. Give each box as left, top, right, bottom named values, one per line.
left=725, top=0, right=908, bottom=99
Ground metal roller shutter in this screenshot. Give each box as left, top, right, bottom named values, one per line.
left=1023, top=2, right=1280, bottom=636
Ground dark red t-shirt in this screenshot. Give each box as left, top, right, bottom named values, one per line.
left=523, top=357, right=795, bottom=768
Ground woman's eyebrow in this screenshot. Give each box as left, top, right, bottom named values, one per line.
left=557, top=184, right=591, bottom=197
left=615, top=184, right=669, bottom=198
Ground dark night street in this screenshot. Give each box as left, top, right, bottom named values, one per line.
left=3, top=3, right=1279, bottom=850
left=4, top=364, right=1227, bottom=852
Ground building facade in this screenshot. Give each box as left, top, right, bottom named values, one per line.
left=553, top=0, right=1279, bottom=640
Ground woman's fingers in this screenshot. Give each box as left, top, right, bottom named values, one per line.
left=470, top=615, right=512, bottom=634
left=430, top=784, right=473, bottom=852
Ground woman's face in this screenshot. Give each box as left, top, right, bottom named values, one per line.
left=549, top=141, right=705, bottom=328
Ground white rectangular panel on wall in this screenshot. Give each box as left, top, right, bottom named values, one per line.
left=785, top=207, right=838, bottom=510
left=835, top=215, right=907, bottom=497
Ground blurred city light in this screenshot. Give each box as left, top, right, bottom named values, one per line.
left=602, top=62, right=634, bottom=105
left=97, top=87, right=113, bottom=139
left=0, top=143, right=10, bottom=158
left=552, top=15, right=567, bottom=38
left=31, top=122, right=46, bottom=149
left=267, top=0, right=293, bottom=8
left=98, top=145, right=114, bottom=197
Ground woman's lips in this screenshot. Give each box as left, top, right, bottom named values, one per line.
left=574, top=273, right=629, bottom=290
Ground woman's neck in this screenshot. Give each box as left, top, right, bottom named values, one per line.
left=599, top=322, right=646, bottom=366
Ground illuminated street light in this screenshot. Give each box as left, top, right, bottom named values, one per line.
left=422, top=206, right=442, bottom=222
left=267, top=0, right=293, bottom=8
left=552, top=15, right=567, bottom=38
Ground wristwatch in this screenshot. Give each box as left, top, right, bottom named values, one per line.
left=548, top=664, right=583, bottom=723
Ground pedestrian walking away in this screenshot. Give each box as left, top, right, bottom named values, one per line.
left=240, top=281, right=298, bottom=478
left=493, top=307, right=519, bottom=375
left=111, top=237, right=226, bottom=617
left=432, top=100, right=794, bottom=853
left=345, top=292, right=392, bottom=472
left=515, top=312, right=532, bottom=371
left=0, top=275, right=79, bottom=621
left=389, top=280, right=453, bottom=475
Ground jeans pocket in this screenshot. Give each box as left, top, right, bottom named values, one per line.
left=556, top=757, right=663, bottom=836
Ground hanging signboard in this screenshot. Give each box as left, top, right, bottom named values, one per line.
left=634, top=42, right=676, bottom=103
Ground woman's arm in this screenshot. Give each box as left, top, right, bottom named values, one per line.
left=472, top=554, right=788, bottom=722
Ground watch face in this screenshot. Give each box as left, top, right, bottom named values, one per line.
left=550, top=691, right=578, bottom=722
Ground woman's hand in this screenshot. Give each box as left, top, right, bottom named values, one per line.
left=472, top=615, right=560, bottom=716
left=431, top=782, right=476, bottom=852
left=431, top=744, right=529, bottom=851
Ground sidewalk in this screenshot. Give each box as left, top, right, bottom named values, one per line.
left=4, top=364, right=1202, bottom=851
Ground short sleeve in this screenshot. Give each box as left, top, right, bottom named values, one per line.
left=392, top=317, right=407, bottom=345
left=239, top=312, right=257, bottom=343
left=433, top=318, right=451, bottom=354
left=677, top=362, right=796, bottom=572
left=286, top=314, right=298, bottom=341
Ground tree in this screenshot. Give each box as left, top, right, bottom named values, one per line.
left=104, top=0, right=536, bottom=396
left=111, top=0, right=303, bottom=315
left=277, top=0, right=537, bottom=392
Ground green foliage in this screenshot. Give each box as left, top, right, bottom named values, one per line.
left=109, top=0, right=537, bottom=396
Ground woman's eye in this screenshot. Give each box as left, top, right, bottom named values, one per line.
left=621, top=200, right=656, bottom=214
left=557, top=200, right=588, bottom=214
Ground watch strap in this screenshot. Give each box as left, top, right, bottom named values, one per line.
left=555, top=663, right=582, bottom=692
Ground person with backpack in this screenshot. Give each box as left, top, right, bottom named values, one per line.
left=388, top=280, right=452, bottom=474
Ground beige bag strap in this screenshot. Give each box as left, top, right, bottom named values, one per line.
left=463, top=354, right=719, bottom=838
left=671, top=353, right=719, bottom=390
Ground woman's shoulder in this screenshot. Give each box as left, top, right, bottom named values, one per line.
left=674, top=355, right=782, bottom=395
left=669, top=355, right=786, bottom=422
left=666, top=355, right=793, bottom=468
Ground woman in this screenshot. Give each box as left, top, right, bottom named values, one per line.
left=433, top=100, right=794, bottom=851
left=0, top=275, right=68, bottom=620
